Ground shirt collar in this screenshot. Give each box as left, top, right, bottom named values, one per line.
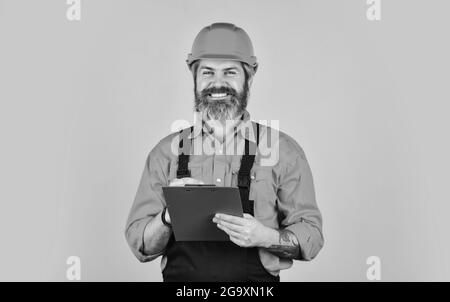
left=187, top=110, right=257, bottom=143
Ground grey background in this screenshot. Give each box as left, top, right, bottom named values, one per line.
left=1, top=0, right=449, bottom=281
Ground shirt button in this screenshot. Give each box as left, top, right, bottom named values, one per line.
left=250, top=175, right=255, bottom=180
left=216, top=178, right=222, bottom=183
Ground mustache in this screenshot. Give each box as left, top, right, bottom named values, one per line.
left=200, top=86, right=237, bottom=98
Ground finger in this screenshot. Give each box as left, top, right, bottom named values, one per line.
left=217, top=223, right=247, bottom=240
left=215, top=214, right=246, bottom=226
left=216, top=223, right=235, bottom=236
left=217, top=220, right=246, bottom=234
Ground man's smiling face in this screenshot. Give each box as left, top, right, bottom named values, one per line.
left=194, top=59, right=250, bottom=121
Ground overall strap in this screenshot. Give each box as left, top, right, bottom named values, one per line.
left=176, top=126, right=194, bottom=178
left=238, top=123, right=260, bottom=214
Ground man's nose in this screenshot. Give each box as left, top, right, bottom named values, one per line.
left=210, top=74, right=227, bottom=88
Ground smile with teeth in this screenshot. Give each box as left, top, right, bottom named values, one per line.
left=209, top=93, right=230, bottom=99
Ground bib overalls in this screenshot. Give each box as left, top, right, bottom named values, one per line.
left=162, top=123, right=279, bottom=282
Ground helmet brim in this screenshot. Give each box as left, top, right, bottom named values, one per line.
left=186, top=53, right=257, bottom=71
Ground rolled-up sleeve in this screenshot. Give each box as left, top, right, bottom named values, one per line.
left=277, top=149, right=324, bottom=261
left=125, top=146, right=169, bottom=262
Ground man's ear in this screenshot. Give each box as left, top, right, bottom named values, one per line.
left=247, top=75, right=254, bottom=87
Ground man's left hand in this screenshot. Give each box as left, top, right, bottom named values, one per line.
left=212, top=213, right=276, bottom=248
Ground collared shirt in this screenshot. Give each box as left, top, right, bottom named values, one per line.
left=125, top=110, right=324, bottom=276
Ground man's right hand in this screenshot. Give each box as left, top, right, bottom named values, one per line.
left=165, top=177, right=204, bottom=224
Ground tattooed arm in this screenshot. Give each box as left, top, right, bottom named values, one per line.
left=213, top=213, right=302, bottom=259
left=264, top=229, right=300, bottom=259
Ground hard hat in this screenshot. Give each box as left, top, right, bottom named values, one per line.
left=186, top=23, right=258, bottom=72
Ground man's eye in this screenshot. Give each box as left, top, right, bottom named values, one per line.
left=225, top=71, right=236, bottom=75
left=203, top=71, right=213, bottom=75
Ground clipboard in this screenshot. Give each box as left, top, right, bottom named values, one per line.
left=162, top=185, right=243, bottom=241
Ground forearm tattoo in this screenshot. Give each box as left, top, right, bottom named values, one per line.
left=265, top=229, right=300, bottom=259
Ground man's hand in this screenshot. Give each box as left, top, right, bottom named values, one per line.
left=212, top=213, right=278, bottom=248
left=166, top=177, right=204, bottom=224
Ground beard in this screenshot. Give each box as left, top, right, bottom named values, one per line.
left=194, top=81, right=249, bottom=122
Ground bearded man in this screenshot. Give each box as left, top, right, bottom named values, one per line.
left=125, top=23, right=324, bottom=282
